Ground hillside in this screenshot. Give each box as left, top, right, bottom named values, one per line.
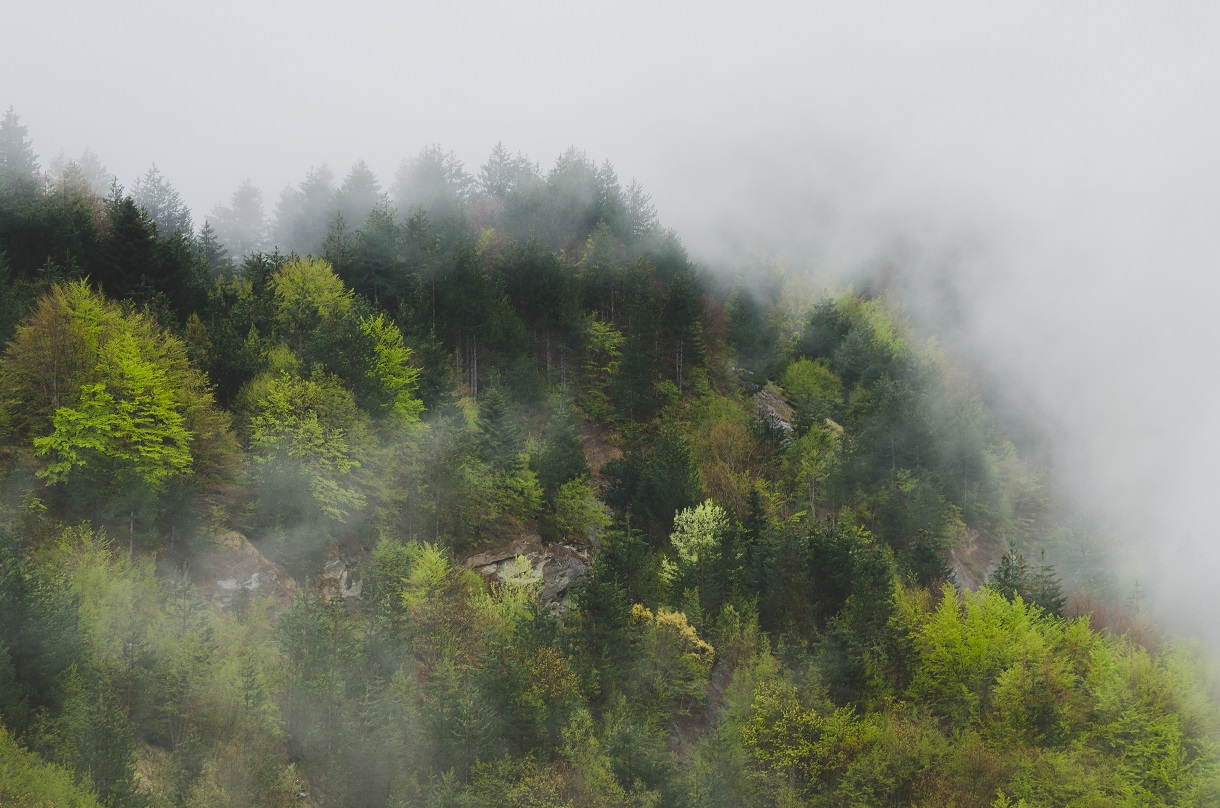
left=1, top=111, right=1218, bottom=807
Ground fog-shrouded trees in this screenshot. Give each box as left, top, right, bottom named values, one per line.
left=393, top=145, right=473, bottom=222
left=131, top=164, right=192, bottom=239
left=272, top=163, right=336, bottom=256
left=334, top=159, right=382, bottom=230
left=0, top=107, right=39, bottom=199
left=1, top=118, right=1215, bottom=807
left=209, top=179, right=267, bottom=257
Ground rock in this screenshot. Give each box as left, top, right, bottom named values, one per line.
left=949, top=528, right=1008, bottom=590
left=191, top=531, right=297, bottom=609
left=464, top=535, right=591, bottom=605
left=539, top=552, right=588, bottom=602
left=753, top=384, right=795, bottom=446
left=318, top=557, right=363, bottom=600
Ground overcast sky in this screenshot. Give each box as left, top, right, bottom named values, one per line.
left=6, top=1, right=1220, bottom=636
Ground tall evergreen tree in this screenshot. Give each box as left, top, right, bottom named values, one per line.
left=210, top=179, right=267, bottom=257
left=477, top=141, right=537, bottom=201
left=334, top=159, right=381, bottom=231
left=0, top=107, right=39, bottom=198
left=272, top=163, right=336, bottom=255
left=533, top=398, right=588, bottom=499
left=393, top=145, right=472, bottom=219
left=131, top=164, right=193, bottom=238
left=477, top=387, right=523, bottom=471
left=195, top=220, right=231, bottom=277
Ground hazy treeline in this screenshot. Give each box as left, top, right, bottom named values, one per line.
left=1, top=107, right=1217, bottom=807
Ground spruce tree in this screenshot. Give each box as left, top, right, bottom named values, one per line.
left=533, top=398, right=588, bottom=499
left=0, top=107, right=39, bottom=198
left=477, top=387, right=523, bottom=471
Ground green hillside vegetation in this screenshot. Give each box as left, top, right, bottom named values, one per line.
left=1, top=109, right=1217, bottom=806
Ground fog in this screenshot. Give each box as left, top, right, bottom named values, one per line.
left=7, top=2, right=1220, bottom=636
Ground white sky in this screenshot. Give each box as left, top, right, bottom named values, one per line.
left=6, top=1, right=1220, bottom=635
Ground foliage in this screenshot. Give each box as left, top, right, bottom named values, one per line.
left=0, top=724, right=104, bottom=808
left=0, top=125, right=1216, bottom=807
left=0, top=281, right=237, bottom=531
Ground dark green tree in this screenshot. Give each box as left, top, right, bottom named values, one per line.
left=989, top=542, right=1066, bottom=617
left=477, top=387, right=524, bottom=471
left=531, top=397, right=588, bottom=503
left=605, top=430, right=701, bottom=545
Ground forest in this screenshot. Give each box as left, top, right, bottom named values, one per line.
left=1, top=106, right=1218, bottom=807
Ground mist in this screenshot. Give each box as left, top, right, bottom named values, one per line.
left=7, top=2, right=1220, bottom=638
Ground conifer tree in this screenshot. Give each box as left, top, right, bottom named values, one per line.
left=132, top=164, right=193, bottom=238
left=477, top=387, right=523, bottom=471
left=0, top=107, right=39, bottom=198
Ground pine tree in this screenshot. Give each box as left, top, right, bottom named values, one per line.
left=195, top=220, right=231, bottom=277
left=210, top=180, right=267, bottom=256
left=988, top=541, right=1066, bottom=617
left=394, top=145, right=473, bottom=218
left=0, top=107, right=39, bottom=198
left=334, top=159, right=381, bottom=230
left=477, top=387, right=523, bottom=471
left=96, top=195, right=158, bottom=301
left=273, top=164, right=336, bottom=255
left=533, top=398, right=588, bottom=499
left=132, top=164, right=193, bottom=238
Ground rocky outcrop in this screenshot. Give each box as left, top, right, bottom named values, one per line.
left=465, top=533, right=591, bottom=604
left=753, top=384, right=795, bottom=445
left=318, top=556, right=363, bottom=601
left=191, top=531, right=297, bottom=609
left=949, top=527, right=1008, bottom=590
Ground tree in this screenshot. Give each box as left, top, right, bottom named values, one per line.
left=780, top=358, right=842, bottom=434
left=195, top=220, right=230, bottom=277
left=355, top=311, right=424, bottom=426
left=988, top=542, right=1066, bottom=618
left=0, top=107, right=39, bottom=197
left=477, top=387, right=524, bottom=471
left=269, top=256, right=354, bottom=348
left=532, top=398, right=588, bottom=499
left=273, top=164, right=337, bottom=255
left=577, top=314, right=623, bottom=422
left=95, top=194, right=158, bottom=301
left=210, top=180, right=267, bottom=256
left=0, top=725, right=105, bottom=808
left=334, top=159, right=381, bottom=230
left=393, top=145, right=473, bottom=219
left=242, top=367, right=369, bottom=569
left=345, top=200, right=406, bottom=304
left=605, top=430, right=701, bottom=545
left=664, top=500, right=732, bottom=614
left=132, top=164, right=193, bottom=238
left=33, top=328, right=193, bottom=493
left=623, top=179, right=658, bottom=246
left=0, top=282, right=237, bottom=532
left=477, top=142, right=537, bottom=201
left=628, top=604, right=714, bottom=716
left=75, top=149, right=112, bottom=196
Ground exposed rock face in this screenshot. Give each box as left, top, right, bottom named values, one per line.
left=949, top=527, right=1009, bottom=590
left=318, top=556, right=363, bottom=600
left=753, top=384, right=795, bottom=446
left=191, top=531, right=297, bottom=609
left=465, top=533, right=591, bottom=604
